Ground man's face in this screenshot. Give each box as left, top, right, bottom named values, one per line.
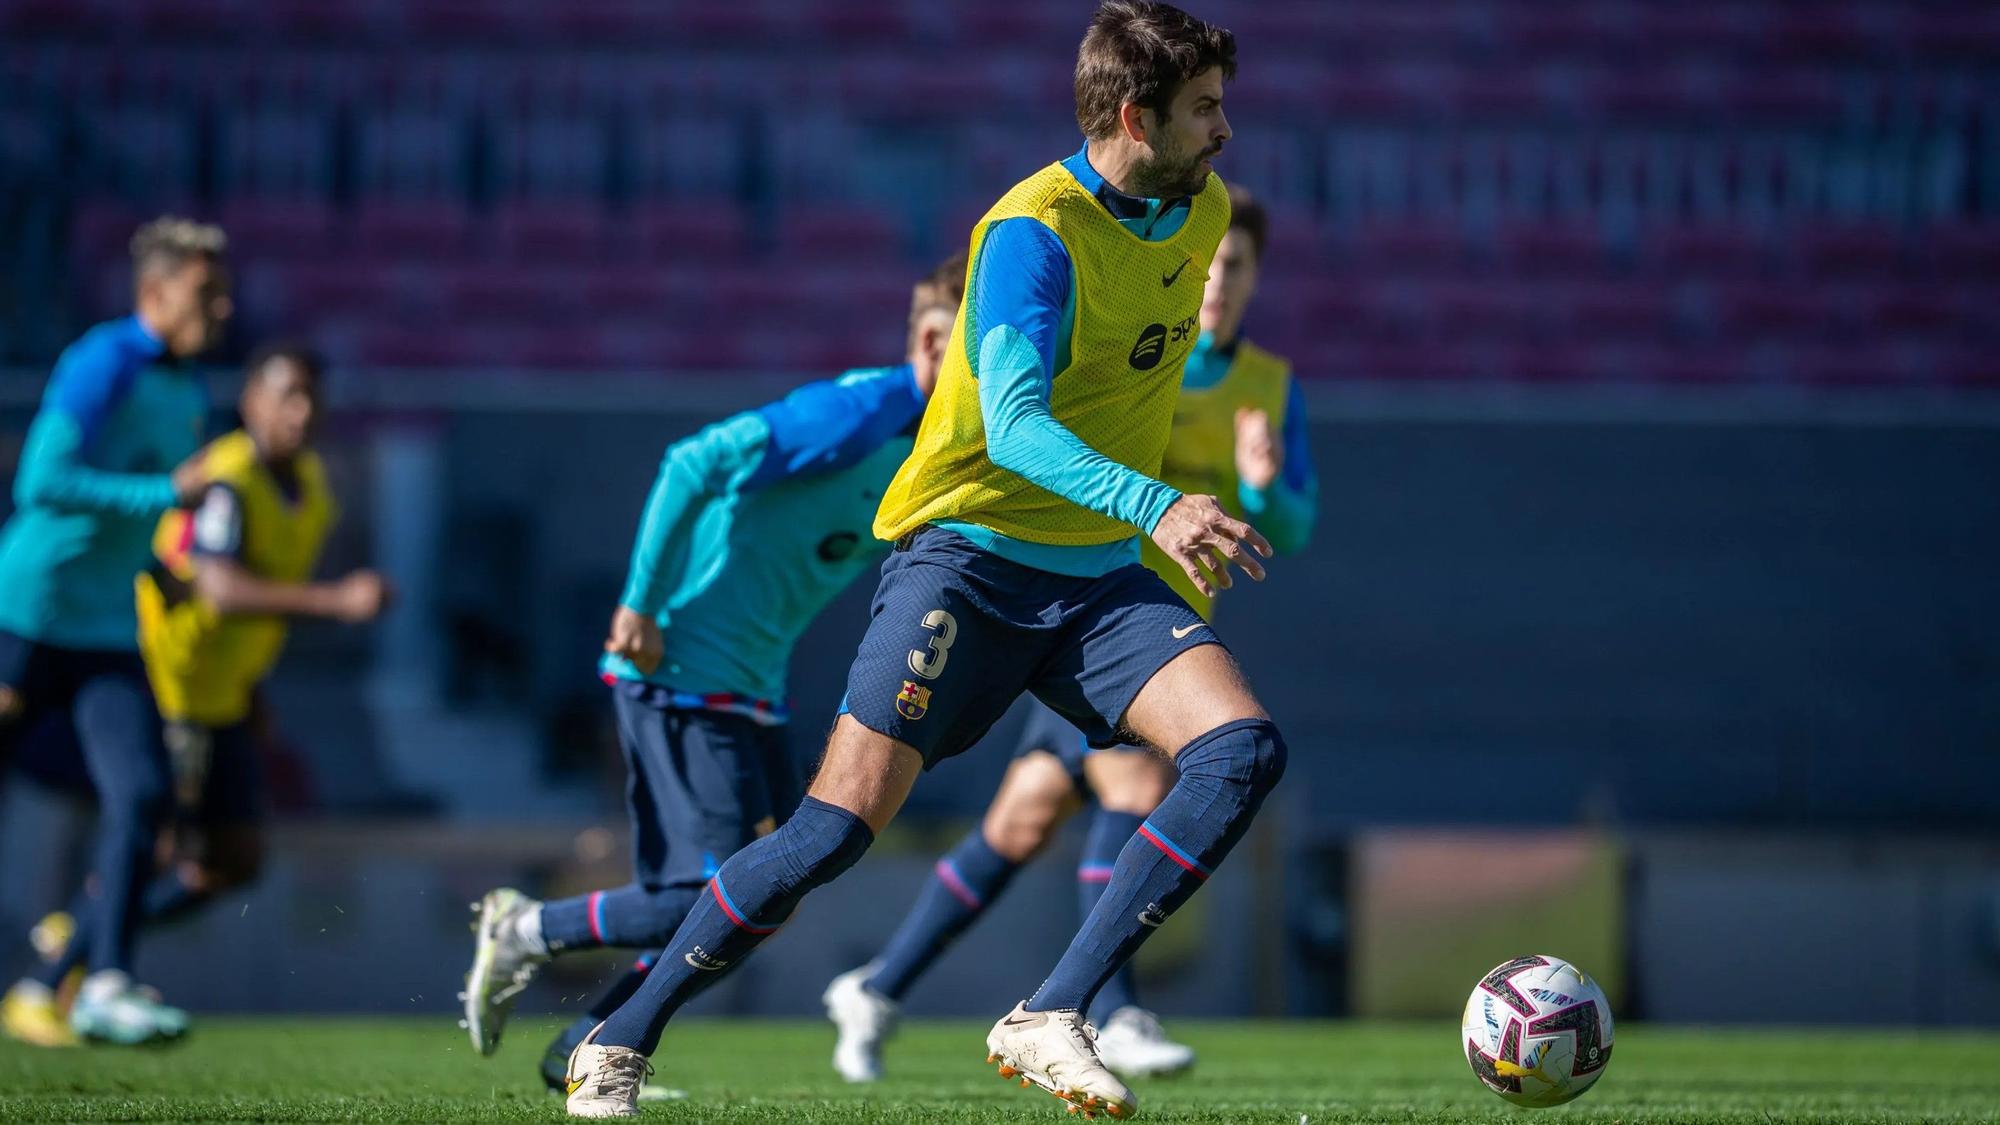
left=1201, top=227, right=1259, bottom=343
left=143, top=257, right=233, bottom=358
left=240, top=356, right=319, bottom=461
left=1132, top=67, right=1230, bottom=199
left=907, top=307, right=956, bottom=398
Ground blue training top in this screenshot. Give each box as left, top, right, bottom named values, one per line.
left=0, top=316, right=207, bottom=650
left=602, top=365, right=927, bottom=717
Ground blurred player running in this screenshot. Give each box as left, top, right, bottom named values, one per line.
left=459, top=256, right=964, bottom=1095
left=16, top=344, right=388, bottom=1038
left=0, top=218, right=226, bottom=1047
left=563, top=4, right=1276, bottom=1119
left=824, top=184, right=1317, bottom=1083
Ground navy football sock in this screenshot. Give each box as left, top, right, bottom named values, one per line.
left=866, top=828, right=1021, bottom=1000
left=1027, top=719, right=1286, bottom=1014
left=541, top=884, right=702, bottom=952
left=35, top=872, right=210, bottom=989
left=1076, top=808, right=1144, bottom=1020
left=595, top=796, right=874, bottom=1053
left=545, top=952, right=657, bottom=1088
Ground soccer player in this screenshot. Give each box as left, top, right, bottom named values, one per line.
left=459, top=254, right=966, bottom=1093
left=11, top=344, right=388, bottom=1038
left=563, top=4, right=1275, bottom=1119
left=0, top=218, right=227, bottom=1046
left=823, top=183, right=1316, bottom=1083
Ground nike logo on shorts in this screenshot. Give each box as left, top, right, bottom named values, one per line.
left=1171, top=623, right=1207, bottom=639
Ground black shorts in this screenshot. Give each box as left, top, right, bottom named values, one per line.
left=841, top=526, right=1221, bottom=769
left=163, top=719, right=264, bottom=826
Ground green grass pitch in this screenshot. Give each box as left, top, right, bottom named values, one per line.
left=2, top=1017, right=1997, bottom=1122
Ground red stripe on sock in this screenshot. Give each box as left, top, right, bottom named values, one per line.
left=934, top=860, right=982, bottom=910
left=709, top=878, right=776, bottom=934
left=1137, top=825, right=1208, bottom=881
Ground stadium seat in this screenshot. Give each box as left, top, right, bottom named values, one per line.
left=353, top=201, right=472, bottom=260
left=492, top=203, right=610, bottom=265
left=217, top=198, right=339, bottom=261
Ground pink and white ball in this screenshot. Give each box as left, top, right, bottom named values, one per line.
left=1462, top=954, right=1615, bottom=1108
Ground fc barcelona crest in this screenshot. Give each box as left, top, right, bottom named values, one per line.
left=895, top=680, right=931, bottom=721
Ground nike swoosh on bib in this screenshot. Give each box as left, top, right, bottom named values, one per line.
left=1171, top=623, right=1207, bottom=639
left=1161, top=258, right=1189, bottom=287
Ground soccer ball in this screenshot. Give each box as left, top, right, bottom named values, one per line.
left=1462, top=954, right=1614, bottom=1108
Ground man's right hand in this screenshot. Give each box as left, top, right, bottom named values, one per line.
left=1149, top=493, right=1272, bottom=598
left=605, top=605, right=664, bottom=676
left=170, top=452, right=212, bottom=508
left=331, top=570, right=393, bottom=624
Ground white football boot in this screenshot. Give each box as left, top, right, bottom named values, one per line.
left=565, top=1021, right=653, bottom=1118
left=461, top=887, right=547, bottom=1055
left=68, top=971, right=186, bottom=1046
left=822, top=963, right=898, bottom=1082
left=1094, top=1006, right=1195, bottom=1077
left=985, top=1002, right=1138, bottom=1120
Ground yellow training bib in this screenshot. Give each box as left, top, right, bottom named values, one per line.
left=875, top=161, right=1230, bottom=546
left=137, top=430, right=336, bottom=725
left=1142, top=339, right=1294, bottom=619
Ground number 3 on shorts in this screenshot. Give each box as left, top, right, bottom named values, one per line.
left=907, top=609, right=958, bottom=680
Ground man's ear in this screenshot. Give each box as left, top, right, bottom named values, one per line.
left=1118, top=101, right=1149, bottom=145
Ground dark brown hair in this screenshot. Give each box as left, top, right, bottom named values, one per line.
left=909, top=251, right=967, bottom=324
left=244, top=339, right=325, bottom=389
left=1226, top=183, right=1267, bottom=260
left=907, top=251, right=967, bottom=352
left=1074, top=0, right=1236, bottom=141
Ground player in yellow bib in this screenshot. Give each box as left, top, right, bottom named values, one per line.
left=825, top=184, right=1316, bottom=1084
left=22, top=345, right=388, bottom=1036
left=565, top=5, right=1277, bottom=1118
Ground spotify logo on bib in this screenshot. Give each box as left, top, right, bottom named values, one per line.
left=1129, top=323, right=1167, bottom=370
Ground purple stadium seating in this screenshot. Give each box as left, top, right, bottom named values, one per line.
left=12, top=0, right=1991, bottom=386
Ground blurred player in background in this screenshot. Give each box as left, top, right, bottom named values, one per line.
left=0, top=218, right=226, bottom=1047
left=12, top=343, right=388, bottom=1042
left=460, top=255, right=965, bottom=1095
left=562, top=4, right=1280, bottom=1118
left=825, top=183, right=1316, bottom=1082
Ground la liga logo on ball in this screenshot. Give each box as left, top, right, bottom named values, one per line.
left=1463, top=954, right=1615, bottom=1108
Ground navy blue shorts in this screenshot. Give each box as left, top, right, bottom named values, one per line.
left=1013, top=696, right=1094, bottom=793
left=609, top=681, right=801, bottom=889
left=843, top=527, right=1221, bottom=769
left=0, top=629, right=168, bottom=799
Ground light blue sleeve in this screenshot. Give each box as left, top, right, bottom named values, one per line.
left=972, top=218, right=1181, bottom=534
left=1236, top=377, right=1318, bottom=555
left=618, top=411, right=772, bottom=617
left=14, top=336, right=177, bottom=517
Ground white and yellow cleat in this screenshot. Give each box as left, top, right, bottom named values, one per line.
left=1, top=980, right=79, bottom=1048
left=461, top=887, right=547, bottom=1056
left=564, top=1021, right=653, bottom=1119
left=822, top=963, right=898, bottom=1083
left=985, top=1001, right=1138, bottom=1120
